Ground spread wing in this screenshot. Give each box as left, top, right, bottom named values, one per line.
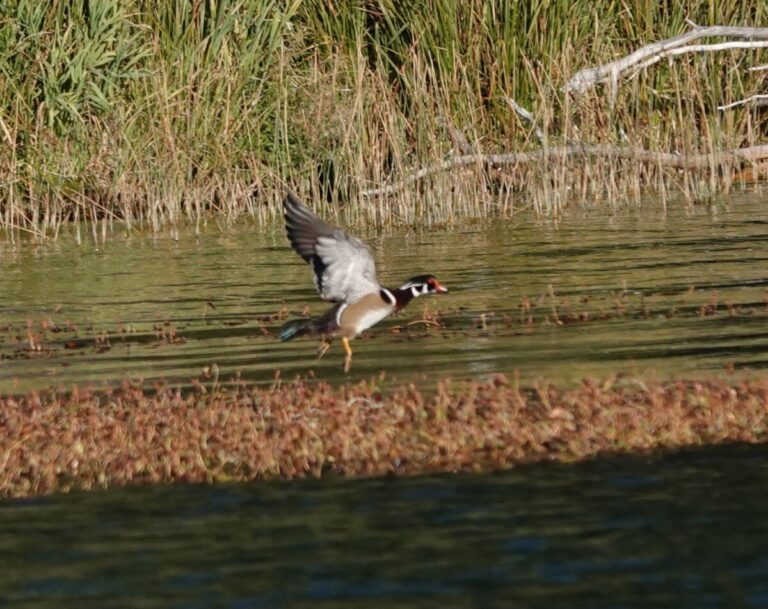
left=283, top=192, right=380, bottom=303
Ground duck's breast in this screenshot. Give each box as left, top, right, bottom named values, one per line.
left=341, top=292, right=395, bottom=337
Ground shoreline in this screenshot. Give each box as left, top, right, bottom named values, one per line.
left=2, top=374, right=767, bottom=499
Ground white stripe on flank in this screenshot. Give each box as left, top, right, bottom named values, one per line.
left=335, top=303, right=348, bottom=326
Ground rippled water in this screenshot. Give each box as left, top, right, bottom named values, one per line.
left=2, top=190, right=767, bottom=393
left=2, top=443, right=768, bottom=608
left=2, top=193, right=768, bottom=607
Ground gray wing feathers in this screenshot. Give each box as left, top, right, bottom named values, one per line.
left=283, top=192, right=335, bottom=262
left=283, top=193, right=380, bottom=303
left=315, top=232, right=380, bottom=302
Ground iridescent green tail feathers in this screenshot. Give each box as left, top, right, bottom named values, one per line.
left=278, top=319, right=312, bottom=342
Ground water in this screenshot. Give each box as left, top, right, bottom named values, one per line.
left=1, top=442, right=767, bottom=608
left=1, top=191, right=767, bottom=393
left=2, top=193, right=768, bottom=607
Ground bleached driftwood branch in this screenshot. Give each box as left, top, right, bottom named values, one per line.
left=718, top=94, right=768, bottom=110
left=360, top=144, right=768, bottom=197
left=443, top=122, right=475, bottom=155
left=629, top=41, right=768, bottom=78
left=360, top=25, right=768, bottom=198
left=506, top=98, right=547, bottom=145
left=565, top=25, right=768, bottom=94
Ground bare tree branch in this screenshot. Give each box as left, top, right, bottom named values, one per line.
left=360, top=145, right=768, bottom=197
left=443, top=120, right=475, bottom=155
left=361, top=25, right=768, bottom=198
left=718, top=94, right=768, bottom=110
left=565, top=25, right=768, bottom=94
left=505, top=98, right=547, bottom=145
left=630, top=41, right=768, bottom=77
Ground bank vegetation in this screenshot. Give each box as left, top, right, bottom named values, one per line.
left=1, top=0, right=767, bottom=239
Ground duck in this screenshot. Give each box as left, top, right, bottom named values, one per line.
left=279, top=192, right=448, bottom=372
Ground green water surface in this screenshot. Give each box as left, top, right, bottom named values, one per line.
left=1, top=190, right=767, bottom=392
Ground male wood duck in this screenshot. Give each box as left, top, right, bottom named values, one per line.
left=279, top=192, right=448, bottom=372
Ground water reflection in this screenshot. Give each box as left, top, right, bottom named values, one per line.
left=2, top=443, right=768, bottom=607
left=0, top=190, right=767, bottom=392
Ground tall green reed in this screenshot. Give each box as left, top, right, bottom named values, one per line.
left=0, top=0, right=765, bottom=240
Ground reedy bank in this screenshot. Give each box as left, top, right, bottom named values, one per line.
left=1, top=0, right=767, bottom=240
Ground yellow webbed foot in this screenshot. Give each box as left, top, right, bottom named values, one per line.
left=342, top=336, right=353, bottom=372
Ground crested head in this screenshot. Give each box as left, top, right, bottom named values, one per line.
left=399, top=274, right=448, bottom=295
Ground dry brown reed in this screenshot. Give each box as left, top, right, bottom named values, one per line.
left=1, top=374, right=767, bottom=499
left=1, top=1, right=767, bottom=240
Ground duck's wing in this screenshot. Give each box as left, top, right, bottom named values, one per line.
left=283, top=192, right=380, bottom=303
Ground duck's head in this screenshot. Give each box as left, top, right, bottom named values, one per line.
left=399, top=274, right=449, bottom=295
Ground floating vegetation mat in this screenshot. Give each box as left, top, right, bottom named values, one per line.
left=1, top=374, right=767, bottom=499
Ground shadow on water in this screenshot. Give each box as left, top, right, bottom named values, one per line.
left=1, top=443, right=768, bottom=608
left=1, top=190, right=768, bottom=392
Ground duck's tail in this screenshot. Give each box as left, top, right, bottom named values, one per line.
left=278, top=318, right=313, bottom=342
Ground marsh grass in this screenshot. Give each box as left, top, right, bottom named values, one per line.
left=1, top=0, right=767, bottom=240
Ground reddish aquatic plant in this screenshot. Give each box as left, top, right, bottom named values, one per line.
left=1, top=374, right=768, bottom=498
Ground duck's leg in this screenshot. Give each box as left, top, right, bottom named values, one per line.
left=316, top=340, right=331, bottom=359
left=342, top=336, right=353, bottom=372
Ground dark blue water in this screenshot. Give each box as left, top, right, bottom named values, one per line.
left=2, top=443, right=768, bottom=608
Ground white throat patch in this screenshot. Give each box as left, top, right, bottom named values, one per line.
left=380, top=288, right=396, bottom=306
